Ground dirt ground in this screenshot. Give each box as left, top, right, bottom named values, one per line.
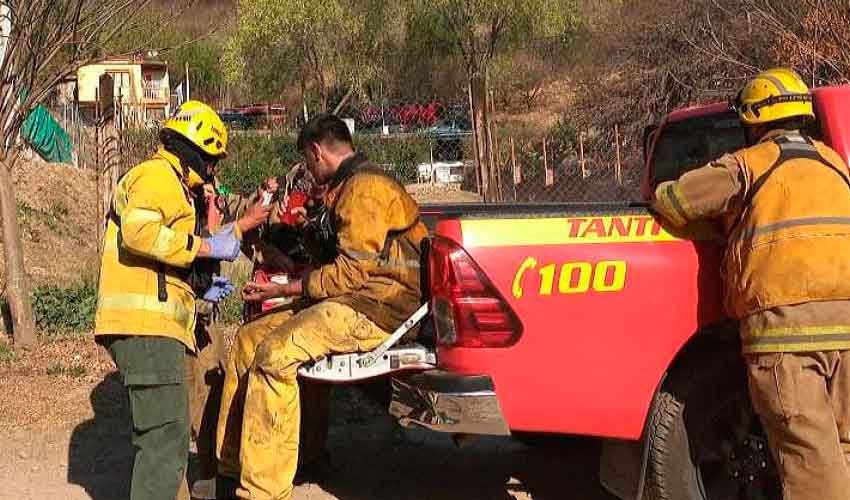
left=0, top=334, right=618, bottom=500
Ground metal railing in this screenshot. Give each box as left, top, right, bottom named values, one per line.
left=143, top=83, right=167, bottom=102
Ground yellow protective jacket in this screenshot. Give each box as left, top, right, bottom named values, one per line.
left=653, top=130, right=850, bottom=353
left=95, top=148, right=211, bottom=351
left=304, top=153, right=427, bottom=333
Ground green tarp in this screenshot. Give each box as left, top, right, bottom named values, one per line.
left=21, top=105, right=73, bottom=164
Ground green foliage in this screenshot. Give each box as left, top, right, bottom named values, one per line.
left=0, top=341, right=16, bottom=364
left=32, top=280, right=97, bottom=335
left=16, top=200, right=77, bottom=240
left=410, top=0, right=583, bottom=73
left=219, top=133, right=301, bottom=194
left=358, top=133, right=433, bottom=184
left=47, top=361, right=88, bottom=378
left=225, top=0, right=387, bottom=105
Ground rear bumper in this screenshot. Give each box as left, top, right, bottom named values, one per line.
left=389, top=370, right=510, bottom=436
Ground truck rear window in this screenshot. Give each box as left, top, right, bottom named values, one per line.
left=651, top=111, right=745, bottom=185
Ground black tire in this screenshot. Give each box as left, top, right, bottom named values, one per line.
left=643, top=349, right=781, bottom=500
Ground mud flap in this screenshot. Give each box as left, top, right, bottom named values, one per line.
left=598, top=377, right=663, bottom=500
left=599, top=437, right=648, bottom=500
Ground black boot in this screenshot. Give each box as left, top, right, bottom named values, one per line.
left=293, top=450, right=333, bottom=485
left=190, top=475, right=238, bottom=500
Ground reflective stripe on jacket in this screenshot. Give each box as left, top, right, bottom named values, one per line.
left=95, top=148, right=205, bottom=350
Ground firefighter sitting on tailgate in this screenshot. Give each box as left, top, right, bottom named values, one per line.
left=650, top=68, right=850, bottom=500
left=210, top=113, right=427, bottom=500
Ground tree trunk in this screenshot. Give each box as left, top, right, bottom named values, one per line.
left=0, top=155, right=36, bottom=346
left=469, top=72, right=498, bottom=202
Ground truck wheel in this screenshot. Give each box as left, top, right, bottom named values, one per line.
left=643, top=351, right=781, bottom=500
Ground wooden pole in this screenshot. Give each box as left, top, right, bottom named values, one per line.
left=544, top=136, right=553, bottom=187
left=511, top=137, right=518, bottom=201
left=579, top=131, right=587, bottom=178
left=468, top=82, right=483, bottom=197
left=492, top=123, right=503, bottom=199
left=614, top=124, right=622, bottom=185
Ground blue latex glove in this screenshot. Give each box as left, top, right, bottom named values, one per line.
left=203, top=223, right=240, bottom=262
left=203, top=275, right=235, bottom=303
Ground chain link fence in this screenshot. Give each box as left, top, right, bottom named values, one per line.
left=490, top=123, right=641, bottom=203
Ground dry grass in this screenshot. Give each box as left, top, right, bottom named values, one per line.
left=0, top=334, right=114, bottom=430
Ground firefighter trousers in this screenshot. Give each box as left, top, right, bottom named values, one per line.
left=747, top=350, right=850, bottom=500
left=221, top=301, right=388, bottom=500
left=216, top=301, right=355, bottom=496
left=101, top=336, right=190, bottom=500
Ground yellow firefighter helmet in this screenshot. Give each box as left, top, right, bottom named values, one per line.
left=162, top=100, right=228, bottom=157
left=734, top=68, right=815, bottom=126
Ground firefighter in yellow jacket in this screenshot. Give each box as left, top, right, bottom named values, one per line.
left=94, top=101, right=259, bottom=500
left=211, top=114, right=427, bottom=500
left=651, top=68, right=850, bottom=500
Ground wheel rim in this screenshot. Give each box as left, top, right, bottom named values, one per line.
left=693, top=395, right=781, bottom=500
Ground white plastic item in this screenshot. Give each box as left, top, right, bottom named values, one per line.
left=261, top=273, right=291, bottom=312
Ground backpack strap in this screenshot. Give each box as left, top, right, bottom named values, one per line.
left=743, top=133, right=850, bottom=207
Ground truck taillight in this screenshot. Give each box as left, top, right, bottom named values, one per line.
left=428, top=236, right=523, bottom=348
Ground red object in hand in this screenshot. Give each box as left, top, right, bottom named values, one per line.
left=281, top=191, right=309, bottom=225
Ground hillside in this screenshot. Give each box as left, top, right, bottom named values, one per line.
left=8, top=154, right=98, bottom=286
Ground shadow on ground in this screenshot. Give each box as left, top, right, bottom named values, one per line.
left=308, top=385, right=618, bottom=500
left=66, top=375, right=617, bottom=500
left=67, top=372, right=132, bottom=500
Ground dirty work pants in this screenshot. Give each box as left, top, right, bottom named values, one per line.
left=747, top=351, right=850, bottom=500
left=216, top=302, right=339, bottom=487
left=102, top=335, right=190, bottom=500
left=176, top=314, right=228, bottom=500
left=226, top=301, right=389, bottom=500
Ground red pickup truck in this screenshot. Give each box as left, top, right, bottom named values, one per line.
left=383, top=85, right=850, bottom=500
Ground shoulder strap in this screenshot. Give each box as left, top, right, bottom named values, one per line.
left=329, top=157, right=421, bottom=261
left=744, top=133, right=850, bottom=207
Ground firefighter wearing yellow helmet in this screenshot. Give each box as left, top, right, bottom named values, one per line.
left=94, top=100, right=269, bottom=500
left=651, top=68, right=850, bottom=499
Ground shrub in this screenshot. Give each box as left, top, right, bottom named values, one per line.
left=357, top=133, right=433, bottom=184
left=121, top=127, right=437, bottom=194
left=218, top=133, right=301, bottom=195
left=0, top=340, right=15, bottom=364
left=32, top=280, right=97, bottom=335
left=47, top=361, right=88, bottom=378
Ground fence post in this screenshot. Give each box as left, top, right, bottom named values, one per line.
left=579, top=131, right=587, bottom=178
left=544, top=136, right=553, bottom=187
left=614, top=124, right=622, bottom=185
left=492, top=123, right=503, bottom=199
left=511, top=136, right=519, bottom=201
